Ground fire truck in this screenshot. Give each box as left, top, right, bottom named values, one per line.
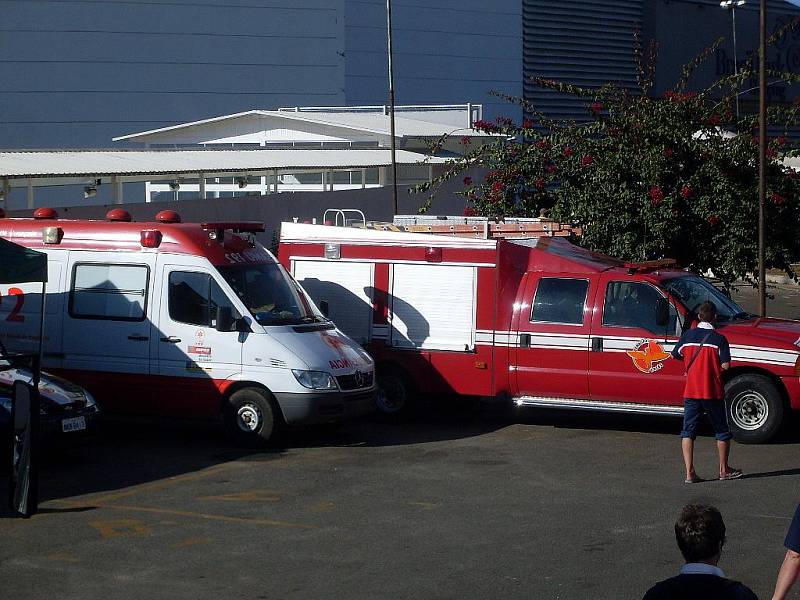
left=279, top=213, right=800, bottom=444
left=0, top=208, right=375, bottom=446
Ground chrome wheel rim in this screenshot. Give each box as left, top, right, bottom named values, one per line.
left=236, top=403, right=262, bottom=432
left=730, top=391, right=768, bottom=431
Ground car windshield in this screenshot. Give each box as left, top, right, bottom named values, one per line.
left=661, top=275, right=750, bottom=322
left=218, top=263, right=318, bottom=326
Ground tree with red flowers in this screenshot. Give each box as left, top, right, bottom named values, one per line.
left=417, top=36, right=800, bottom=285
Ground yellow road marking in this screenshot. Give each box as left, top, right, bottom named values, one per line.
left=199, top=490, right=283, bottom=502
left=100, top=504, right=316, bottom=529
left=306, top=500, right=335, bottom=513
left=47, top=553, right=80, bottom=562
left=90, top=518, right=152, bottom=539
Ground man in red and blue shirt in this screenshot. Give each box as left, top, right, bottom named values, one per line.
left=671, top=301, right=742, bottom=484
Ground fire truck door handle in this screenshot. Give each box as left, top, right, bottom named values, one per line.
left=519, top=333, right=531, bottom=348
left=591, top=337, right=603, bottom=352
left=128, top=334, right=149, bottom=341
left=160, top=336, right=181, bottom=343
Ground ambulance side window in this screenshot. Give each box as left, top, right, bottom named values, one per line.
left=603, top=281, right=679, bottom=335
left=531, top=278, right=589, bottom=325
left=69, top=263, right=149, bottom=321
left=168, top=271, right=235, bottom=328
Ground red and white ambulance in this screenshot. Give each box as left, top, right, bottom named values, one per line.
left=279, top=218, right=800, bottom=443
left=0, top=208, right=375, bottom=445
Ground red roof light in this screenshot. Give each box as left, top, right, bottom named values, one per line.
left=106, top=208, right=132, bottom=222
left=33, top=207, right=58, bottom=220
left=140, top=229, right=162, bottom=248
left=156, top=210, right=181, bottom=224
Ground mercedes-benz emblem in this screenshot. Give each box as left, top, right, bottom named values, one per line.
left=354, top=370, right=364, bottom=387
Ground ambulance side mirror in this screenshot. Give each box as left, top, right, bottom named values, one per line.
left=215, top=306, right=235, bottom=332
left=319, top=300, right=330, bottom=317
left=655, top=297, right=669, bottom=328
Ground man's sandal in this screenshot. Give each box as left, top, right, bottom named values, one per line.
left=719, top=469, right=743, bottom=481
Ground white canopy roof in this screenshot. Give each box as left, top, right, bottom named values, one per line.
left=112, top=109, right=492, bottom=144
left=0, top=148, right=447, bottom=188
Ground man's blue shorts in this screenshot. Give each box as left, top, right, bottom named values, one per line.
left=681, top=398, right=732, bottom=441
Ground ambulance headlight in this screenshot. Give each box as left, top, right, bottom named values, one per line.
left=292, top=370, right=337, bottom=390
left=84, top=390, right=97, bottom=409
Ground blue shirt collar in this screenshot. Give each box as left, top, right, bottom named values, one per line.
left=680, top=562, right=725, bottom=577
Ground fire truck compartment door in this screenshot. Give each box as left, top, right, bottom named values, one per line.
left=513, top=274, right=594, bottom=398
left=389, top=264, right=476, bottom=351
left=292, top=259, right=374, bottom=345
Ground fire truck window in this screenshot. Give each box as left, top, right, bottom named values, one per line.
left=531, top=278, right=588, bottom=325
left=168, top=271, right=234, bottom=328
left=603, top=281, right=678, bottom=334
left=70, top=263, right=149, bottom=321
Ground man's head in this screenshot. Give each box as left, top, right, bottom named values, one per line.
left=698, top=301, right=717, bottom=324
left=675, top=504, right=726, bottom=564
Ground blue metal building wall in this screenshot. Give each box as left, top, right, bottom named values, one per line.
left=523, top=0, right=644, bottom=121
left=344, top=0, right=523, bottom=121
left=0, top=0, right=347, bottom=149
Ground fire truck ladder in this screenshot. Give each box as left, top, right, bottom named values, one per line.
left=325, top=211, right=580, bottom=240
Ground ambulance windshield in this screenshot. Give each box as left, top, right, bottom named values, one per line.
left=661, top=275, right=751, bottom=321
left=218, top=263, right=316, bottom=326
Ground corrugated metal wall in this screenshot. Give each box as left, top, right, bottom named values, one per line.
left=523, top=0, right=644, bottom=121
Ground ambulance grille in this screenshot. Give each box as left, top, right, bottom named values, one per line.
left=270, top=359, right=287, bottom=368
left=336, top=371, right=374, bottom=391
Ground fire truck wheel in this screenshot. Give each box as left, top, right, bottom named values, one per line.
left=224, top=388, right=279, bottom=447
left=376, top=367, right=414, bottom=415
left=725, top=374, right=784, bottom=444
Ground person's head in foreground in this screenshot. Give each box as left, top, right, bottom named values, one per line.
left=675, top=503, right=726, bottom=565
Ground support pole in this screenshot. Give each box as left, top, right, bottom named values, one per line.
left=387, top=0, right=398, bottom=216
left=199, top=173, right=206, bottom=200
left=2, top=177, right=9, bottom=212
left=758, top=0, right=767, bottom=317
left=112, top=175, right=123, bottom=205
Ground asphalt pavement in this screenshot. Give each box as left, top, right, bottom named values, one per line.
left=0, top=283, right=798, bottom=600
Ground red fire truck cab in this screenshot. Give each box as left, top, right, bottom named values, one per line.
left=279, top=220, right=800, bottom=444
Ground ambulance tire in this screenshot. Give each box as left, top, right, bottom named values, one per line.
left=725, top=374, right=784, bottom=444
left=224, top=387, right=281, bottom=447
left=376, top=366, right=415, bottom=416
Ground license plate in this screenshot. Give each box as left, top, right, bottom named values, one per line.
left=62, top=416, right=86, bottom=433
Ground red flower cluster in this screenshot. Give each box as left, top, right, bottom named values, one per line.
left=495, top=116, right=514, bottom=127
left=664, top=90, right=697, bottom=103
left=663, top=148, right=674, bottom=158
left=776, top=136, right=787, bottom=147
left=534, top=139, right=549, bottom=150
left=534, top=177, right=546, bottom=190
left=522, top=119, right=534, bottom=129
left=473, top=119, right=498, bottom=133
left=491, top=181, right=504, bottom=194
left=771, top=192, right=787, bottom=206
left=680, top=185, right=693, bottom=200
left=707, top=215, right=721, bottom=226
left=706, top=115, right=721, bottom=126
left=563, top=146, right=574, bottom=157
left=462, top=206, right=477, bottom=217
left=590, top=101, right=603, bottom=114
left=649, top=185, right=664, bottom=206
left=460, top=136, right=471, bottom=146
left=546, top=163, right=557, bottom=173
left=463, top=176, right=473, bottom=186
left=581, top=155, right=593, bottom=166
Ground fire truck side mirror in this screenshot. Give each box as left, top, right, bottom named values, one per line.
left=319, top=300, right=330, bottom=317
left=215, top=306, right=235, bottom=332
left=655, top=297, right=669, bottom=328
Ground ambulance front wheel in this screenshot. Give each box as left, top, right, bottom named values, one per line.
left=376, top=367, right=415, bottom=415
left=725, top=374, right=784, bottom=444
left=224, top=387, right=280, bottom=447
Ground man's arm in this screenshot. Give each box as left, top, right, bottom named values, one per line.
left=773, top=549, right=800, bottom=600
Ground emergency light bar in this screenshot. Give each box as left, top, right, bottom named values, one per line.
left=623, top=259, right=678, bottom=274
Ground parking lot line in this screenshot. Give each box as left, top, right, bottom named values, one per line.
left=99, top=503, right=317, bottom=529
